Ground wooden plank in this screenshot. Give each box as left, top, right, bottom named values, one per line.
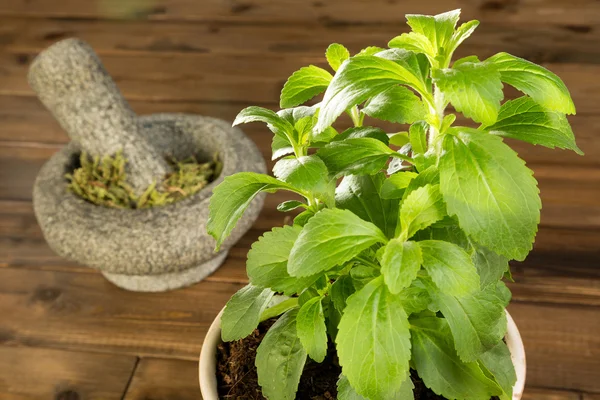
left=1, top=142, right=598, bottom=230
left=2, top=17, right=600, bottom=64
left=123, top=358, right=200, bottom=400
left=508, top=302, right=600, bottom=393
left=523, top=388, right=582, bottom=400
left=2, top=197, right=600, bottom=307
left=0, top=0, right=599, bottom=26
left=1, top=51, right=599, bottom=114
left=0, top=267, right=243, bottom=360
left=0, top=346, right=136, bottom=399
left=0, top=96, right=596, bottom=168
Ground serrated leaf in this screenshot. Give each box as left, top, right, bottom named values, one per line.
left=381, top=239, right=422, bottom=294
left=330, top=275, right=355, bottom=312
left=363, top=85, right=427, bottom=124
left=256, top=309, right=307, bottom=400
left=280, top=65, right=333, bottom=108
left=337, top=375, right=368, bottom=400
left=317, top=54, right=429, bottom=131
left=247, top=225, right=319, bottom=295
left=208, top=172, right=299, bottom=249
left=336, top=277, right=412, bottom=400
left=380, top=171, right=418, bottom=199
left=398, top=279, right=432, bottom=314
left=288, top=209, right=387, bottom=277
left=388, top=32, right=435, bottom=58
left=410, top=315, right=501, bottom=399
left=447, top=20, right=480, bottom=56
left=277, top=200, right=305, bottom=212
left=439, top=128, right=541, bottom=260
left=419, top=240, right=480, bottom=297
left=234, top=106, right=295, bottom=141
left=333, top=126, right=389, bottom=143
left=296, top=296, right=328, bottom=362
left=356, top=46, right=386, bottom=57
left=326, top=43, right=350, bottom=71
left=406, top=9, right=461, bottom=54
left=221, top=284, right=274, bottom=342
left=318, top=137, right=396, bottom=177
left=472, top=243, right=510, bottom=288
left=484, top=96, right=582, bottom=154
left=336, top=173, right=400, bottom=238
left=479, top=341, right=517, bottom=400
left=434, top=61, right=504, bottom=125
left=435, top=281, right=510, bottom=362
left=399, top=184, right=446, bottom=239
left=273, top=155, right=334, bottom=206
left=487, top=52, right=575, bottom=114
left=409, top=121, right=428, bottom=155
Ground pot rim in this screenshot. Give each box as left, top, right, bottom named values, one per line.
left=199, top=308, right=526, bottom=400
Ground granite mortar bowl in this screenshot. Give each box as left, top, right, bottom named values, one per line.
left=33, top=113, right=266, bottom=292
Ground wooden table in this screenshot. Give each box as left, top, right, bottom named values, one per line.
left=0, top=1, right=599, bottom=399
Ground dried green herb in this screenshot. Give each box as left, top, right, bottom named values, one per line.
left=66, top=151, right=219, bottom=209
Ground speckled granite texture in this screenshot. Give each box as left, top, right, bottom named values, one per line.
left=30, top=39, right=266, bottom=291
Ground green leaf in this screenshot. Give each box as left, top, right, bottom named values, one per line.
left=335, top=173, right=400, bottom=238
left=446, top=20, right=480, bottom=56
left=318, top=137, right=396, bottom=177
left=296, top=296, right=328, bottom=362
left=277, top=200, right=305, bottom=212
left=381, top=239, right=423, bottom=294
left=334, top=126, right=389, bottom=144
left=330, top=275, right=355, bottom=312
left=273, top=155, right=334, bottom=205
left=399, top=184, right=446, bottom=239
left=363, top=85, right=427, bottom=124
left=419, top=240, right=480, bottom=297
left=411, top=315, right=501, bottom=399
left=293, top=209, right=314, bottom=227
left=221, top=284, right=274, bottom=342
left=484, top=96, right=582, bottom=154
left=256, top=309, right=307, bottom=400
left=288, top=209, right=387, bottom=277
left=398, top=279, right=432, bottom=314
left=337, top=375, right=368, bottom=400
left=234, top=106, right=295, bottom=141
left=434, top=61, right=504, bottom=125
left=326, top=43, right=350, bottom=71
left=380, top=171, right=418, bottom=199
left=247, top=225, right=319, bottom=295
left=435, top=281, right=510, bottom=362
left=389, top=132, right=410, bottom=147
left=388, top=32, right=435, bottom=58
left=208, top=172, right=299, bottom=249
left=356, top=46, right=386, bottom=57
left=336, top=277, right=412, bottom=400
left=406, top=9, right=461, bottom=54
left=472, top=243, right=510, bottom=289
left=440, top=128, right=541, bottom=260
left=316, top=54, right=429, bottom=131
left=349, top=265, right=379, bottom=291
left=280, top=66, right=333, bottom=109
left=272, top=134, right=294, bottom=160
left=479, top=341, right=517, bottom=400
left=487, top=52, right=576, bottom=114
left=409, top=121, right=428, bottom=154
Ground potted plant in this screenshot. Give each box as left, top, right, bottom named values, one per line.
left=30, top=39, right=266, bottom=292
left=200, top=9, right=581, bottom=399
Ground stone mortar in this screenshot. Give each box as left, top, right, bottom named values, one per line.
left=33, top=114, right=266, bottom=292
left=30, top=39, right=266, bottom=291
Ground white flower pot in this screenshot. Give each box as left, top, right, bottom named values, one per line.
left=199, top=309, right=526, bottom=400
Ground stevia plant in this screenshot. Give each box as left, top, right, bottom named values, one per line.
left=207, top=9, right=581, bottom=400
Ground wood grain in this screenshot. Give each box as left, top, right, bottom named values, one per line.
left=523, top=388, right=583, bottom=400
left=1, top=17, right=599, bottom=64
left=0, top=346, right=136, bottom=399
left=0, top=267, right=243, bottom=360
left=123, top=358, right=200, bottom=400
left=0, top=0, right=599, bottom=26
left=1, top=51, right=599, bottom=114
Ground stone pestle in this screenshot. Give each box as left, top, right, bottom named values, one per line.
left=27, top=38, right=171, bottom=195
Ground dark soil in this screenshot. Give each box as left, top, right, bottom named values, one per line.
left=216, top=320, right=498, bottom=399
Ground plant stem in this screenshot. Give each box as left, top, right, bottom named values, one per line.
left=349, top=106, right=363, bottom=127
left=259, top=297, right=298, bottom=322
